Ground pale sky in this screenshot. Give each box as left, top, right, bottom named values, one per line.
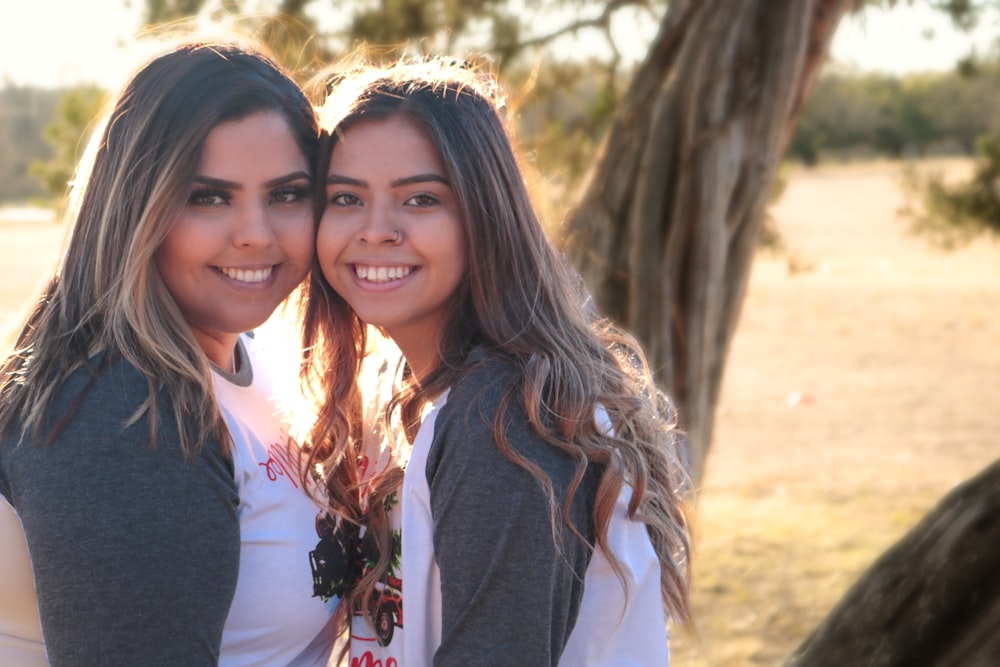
left=1, top=1, right=997, bottom=89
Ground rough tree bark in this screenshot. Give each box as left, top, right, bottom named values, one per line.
left=563, top=0, right=857, bottom=487
left=784, top=459, right=1000, bottom=666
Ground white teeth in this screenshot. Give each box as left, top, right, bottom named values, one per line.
left=220, top=266, right=273, bottom=283
left=355, top=265, right=412, bottom=283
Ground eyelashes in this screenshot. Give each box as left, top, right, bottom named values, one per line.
left=270, top=185, right=310, bottom=204
left=326, top=192, right=441, bottom=207
left=187, top=185, right=310, bottom=207
left=329, top=192, right=361, bottom=207
left=188, top=187, right=230, bottom=206
left=404, top=193, right=439, bottom=207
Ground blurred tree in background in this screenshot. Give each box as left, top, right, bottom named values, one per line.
left=0, top=87, right=61, bottom=202
left=29, top=85, right=106, bottom=198
left=920, top=0, right=1000, bottom=246
left=900, top=133, right=1000, bottom=246
left=788, top=65, right=1000, bottom=163
left=876, top=0, right=1000, bottom=244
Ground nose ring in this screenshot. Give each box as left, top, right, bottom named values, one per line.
left=390, top=229, right=401, bottom=243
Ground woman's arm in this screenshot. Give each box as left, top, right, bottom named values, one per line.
left=0, top=495, right=45, bottom=665
left=426, top=372, right=596, bottom=666
left=1, top=359, right=240, bottom=667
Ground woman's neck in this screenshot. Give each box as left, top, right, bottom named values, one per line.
left=192, top=330, right=241, bottom=373
left=397, top=344, right=438, bottom=385
left=390, top=329, right=443, bottom=385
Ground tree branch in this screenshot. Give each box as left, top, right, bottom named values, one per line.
left=516, top=0, right=652, bottom=52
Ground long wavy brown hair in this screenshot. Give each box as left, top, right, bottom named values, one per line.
left=301, top=57, right=691, bottom=635
left=0, top=40, right=319, bottom=455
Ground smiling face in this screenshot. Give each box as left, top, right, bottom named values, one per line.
left=317, top=114, right=467, bottom=379
left=155, top=111, right=314, bottom=367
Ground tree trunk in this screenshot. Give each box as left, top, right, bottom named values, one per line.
left=563, top=0, right=856, bottom=486
left=784, top=459, right=1000, bottom=667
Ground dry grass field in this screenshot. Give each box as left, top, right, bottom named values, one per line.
left=1, top=159, right=997, bottom=665
left=670, top=158, right=1000, bottom=665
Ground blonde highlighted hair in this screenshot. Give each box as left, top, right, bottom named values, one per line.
left=0, top=40, right=319, bottom=456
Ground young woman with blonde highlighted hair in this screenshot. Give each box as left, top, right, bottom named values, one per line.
left=0, top=40, right=344, bottom=666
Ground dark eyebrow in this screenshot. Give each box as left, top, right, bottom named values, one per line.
left=324, top=173, right=450, bottom=188
left=193, top=171, right=311, bottom=190
left=391, top=173, right=449, bottom=188
left=326, top=174, right=366, bottom=187
left=193, top=175, right=241, bottom=190
left=266, top=171, right=311, bottom=188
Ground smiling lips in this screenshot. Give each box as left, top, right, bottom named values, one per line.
left=218, top=266, right=274, bottom=284
left=354, top=264, right=414, bottom=283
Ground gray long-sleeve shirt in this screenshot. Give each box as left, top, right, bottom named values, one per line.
left=427, top=356, right=598, bottom=664
left=0, top=355, right=240, bottom=666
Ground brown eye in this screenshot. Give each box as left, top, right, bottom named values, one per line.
left=403, top=193, right=438, bottom=207
left=188, top=188, right=230, bottom=206
left=330, top=193, right=362, bottom=206
left=272, top=186, right=308, bottom=205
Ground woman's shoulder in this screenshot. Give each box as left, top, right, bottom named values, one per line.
left=41, top=353, right=195, bottom=447
left=53, top=353, right=151, bottom=408
left=447, top=348, right=518, bottom=401
left=432, top=350, right=559, bottom=463
left=432, top=350, right=517, bottom=432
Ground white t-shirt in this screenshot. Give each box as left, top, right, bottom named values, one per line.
left=213, top=335, right=341, bottom=667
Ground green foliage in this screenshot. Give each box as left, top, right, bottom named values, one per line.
left=509, top=58, right=626, bottom=200
left=759, top=165, right=789, bottom=251
left=30, top=86, right=108, bottom=200
left=900, top=133, right=1000, bottom=247
left=0, top=86, right=62, bottom=202
left=137, top=0, right=666, bottom=73
left=787, top=0, right=1000, bottom=248
left=934, top=0, right=990, bottom=31
left=787, top=63, right=1000, bottom=163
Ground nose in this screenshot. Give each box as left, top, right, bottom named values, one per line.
left=357, top=198, right=401, bottom=245
left=232, top=201, right=276, bottom=248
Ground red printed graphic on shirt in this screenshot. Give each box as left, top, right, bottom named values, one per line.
left=351, top=652, right=398, bottom=667
left=258, top=439, right=301, bottom=488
